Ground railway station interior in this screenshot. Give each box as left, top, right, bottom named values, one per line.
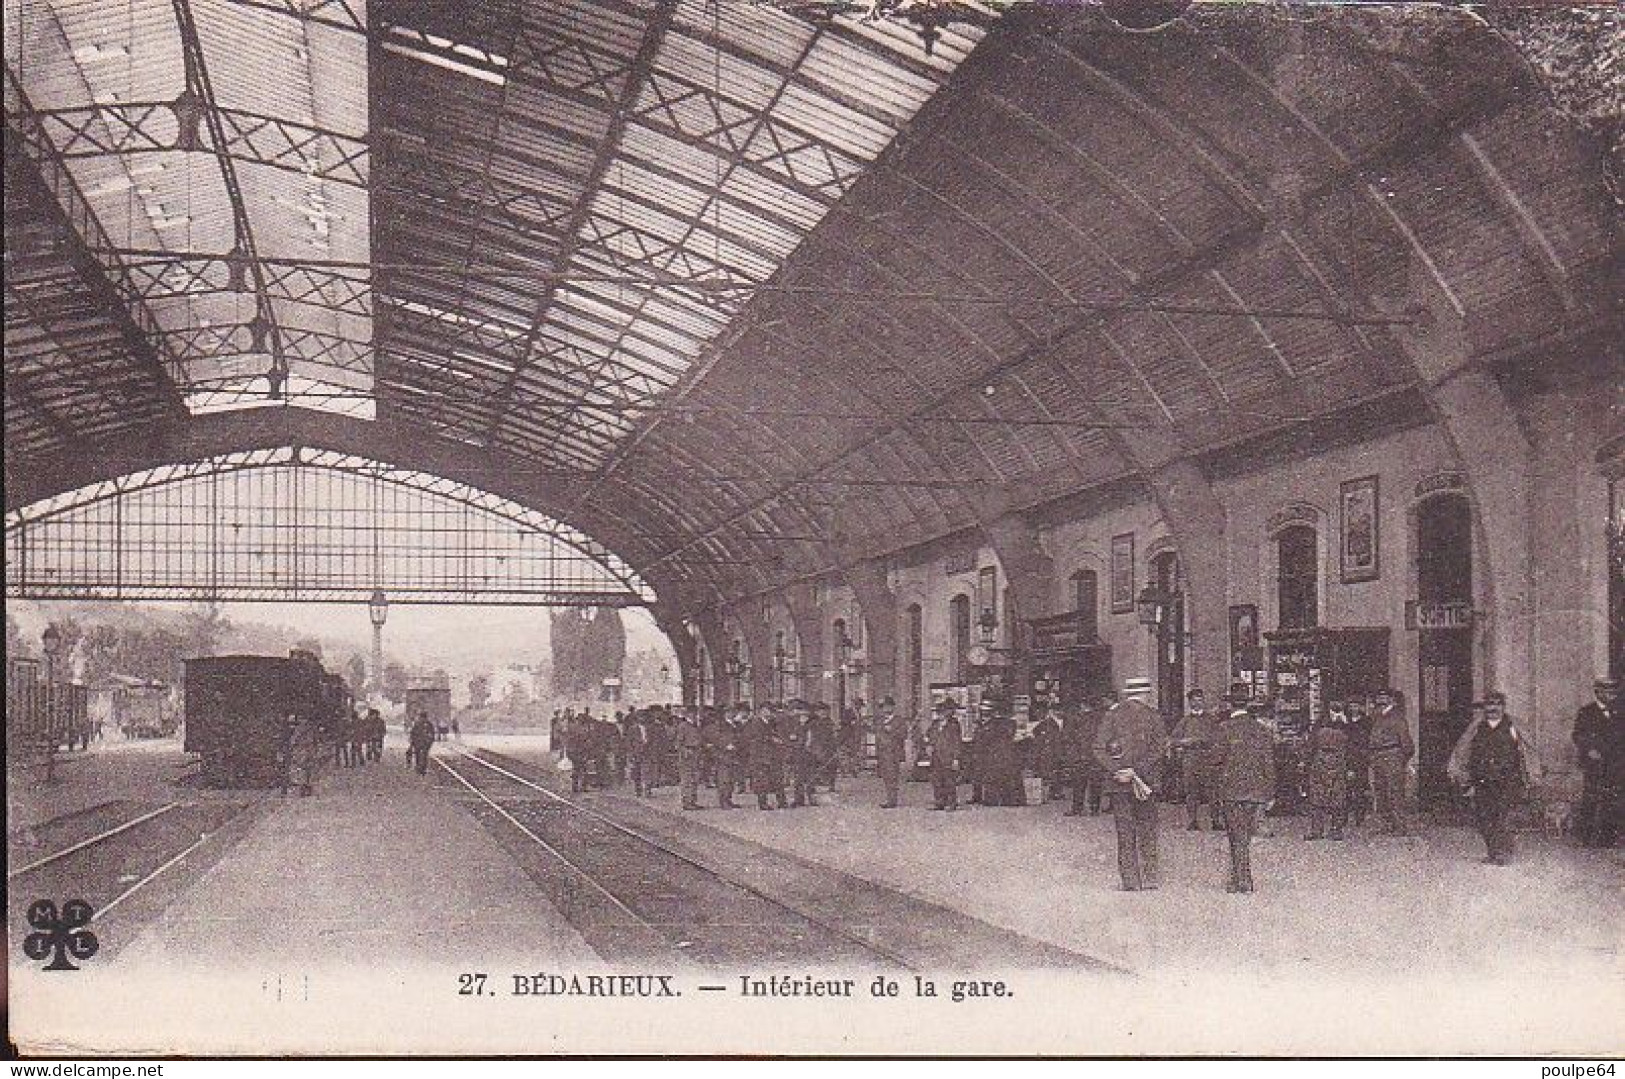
left=4, top=0, right=1622, bottom=1057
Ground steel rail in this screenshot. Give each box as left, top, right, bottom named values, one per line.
left=8, top=802, right=183, bottom=880
left=447, top=746, right=921, bottom=971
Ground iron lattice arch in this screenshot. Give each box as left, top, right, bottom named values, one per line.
left=4, top=446, right=654, bottom=606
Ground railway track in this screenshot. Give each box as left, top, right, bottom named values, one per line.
left=8, top=799, right=249, bottom=933
left=436, top=748, right=918, bottom=970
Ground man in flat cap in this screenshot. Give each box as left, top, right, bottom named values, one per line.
left=1092, top=677, right=1169, bottom=891
left=1573, top=678, right=1622, bottom=847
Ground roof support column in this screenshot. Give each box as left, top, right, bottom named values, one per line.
left=783, top=582, right=827, bottom=704
left=694, top=607, right=731, bottom=707
left=651, top=603, right=699, bottom=705
left=729, top=604, right=775, bottom=707
left=981, top=513, right=1058, bottom=627
left=1144, top=459, right=1231, bottom=699
left=845, top=559, right=899, bottom=706
left=1523, top=385, right=1603, bottom=777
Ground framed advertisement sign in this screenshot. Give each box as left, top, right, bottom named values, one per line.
left=1339, top=476, right=1380, bottom=583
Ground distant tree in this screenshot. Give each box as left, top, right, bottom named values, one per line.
left=47, top=617, right=85, bottom=680
left=344, top=654, right=368, bottom=693
left=292, top=637, right=324, bottom=660
left=380, top=661, right=410, bottom=704
left=550, top=607, right=626, bottom=697
left=6, top=612, right=31, bottom=661
left=181, top=601, right=230, bottom=658
left=501, top=678, right=531, bottom=712
left=78, top=623, right=123, bottom=684
left=467, top=672, right=491, bottom=710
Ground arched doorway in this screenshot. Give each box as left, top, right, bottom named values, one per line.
left=1276, top=525, right=1319, bottom=631
left=949, top=594, right=972, bottom=683
left=1416, top=494, right=1474, bottom=806
left=1152, top=550, right=1185, bottom=718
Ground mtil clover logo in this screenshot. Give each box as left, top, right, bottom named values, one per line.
left=24, top=898, right=99, bottom=971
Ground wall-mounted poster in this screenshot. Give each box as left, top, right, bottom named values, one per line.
left=1340, top=475, right=1380, bottom=583
left=1229, top=604, right=1261, bottom=675
left=1110, top=532, right=1135, bottom=613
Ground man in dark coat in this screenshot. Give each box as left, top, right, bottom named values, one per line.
left=928, top=701, right=963, bottom=811
left=789, top=704, right=820, bottom=807
left=1092, top=678, right=1169, bottom=891
left=985, top=709, right=1023, bottom=806
left=1345, top=699, right=1374, bottom=826
left=1065, top=699, right=1108, bottom=816
left=967, top=704, right=994, bottom=805
left=809, top=702, right=838, bottom=792
left=408, top=714, right=437, bottom=776
left=1305, top=702, right=1351, bottom=840
left=746, top=707, right=788, bottom=810
left=1368, top=687, right=1415, bottom=836
left=706, top=707, right=743, bottom=808
left=1462, top=692, right=1529, bottom=864
left=1030, top=706, right=1063, bottom=803
left=622, top=709, right=652, bottom=797
left=1211, top=701, right=1277, bottom=893
left=874, top=696, right=908, bottom=808
left=1573, top=678, right=1621, bottom=848
left=366, top=707, right=386, bottom=763
left=1171, top=689, right=1219, bottom=830
left=675, top=708, right=705, bottom=809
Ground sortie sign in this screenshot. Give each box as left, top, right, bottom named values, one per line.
left=1407, top=600, right=1475, bottom=631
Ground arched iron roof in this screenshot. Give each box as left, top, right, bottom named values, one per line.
left=6, top=2, right=1620, bottom=615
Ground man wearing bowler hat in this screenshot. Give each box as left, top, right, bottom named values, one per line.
left=1092, top=677, right=1169, bottom=890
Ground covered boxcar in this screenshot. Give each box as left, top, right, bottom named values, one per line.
left=405, top=681, right=452, bottom=738
left=97, top=674, right=176, bottom=739
left=184, top=650, right=344, bottom=787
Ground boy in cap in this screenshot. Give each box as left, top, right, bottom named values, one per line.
left=1092, top=677, right=1169, bottom=890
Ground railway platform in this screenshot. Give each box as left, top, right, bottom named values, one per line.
left=10, top=731, right=1622, bottom=1054
left=473, top=735, right=1624, bottom=988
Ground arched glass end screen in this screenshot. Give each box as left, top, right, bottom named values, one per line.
left=5, top=447, right=653, bottom=606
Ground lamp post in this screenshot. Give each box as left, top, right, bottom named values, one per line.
left=977, top=606, right=999, bottom=645
left=1137, top=582, right=1168, bottom=633
left=367, top=590, right=389, bottom=699
left=41, top=625, right=63, bottom=782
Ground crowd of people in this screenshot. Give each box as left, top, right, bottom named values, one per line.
left=546, top=674, right=1622, bottom=895
left=549, top=702, right=863, bottom=806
